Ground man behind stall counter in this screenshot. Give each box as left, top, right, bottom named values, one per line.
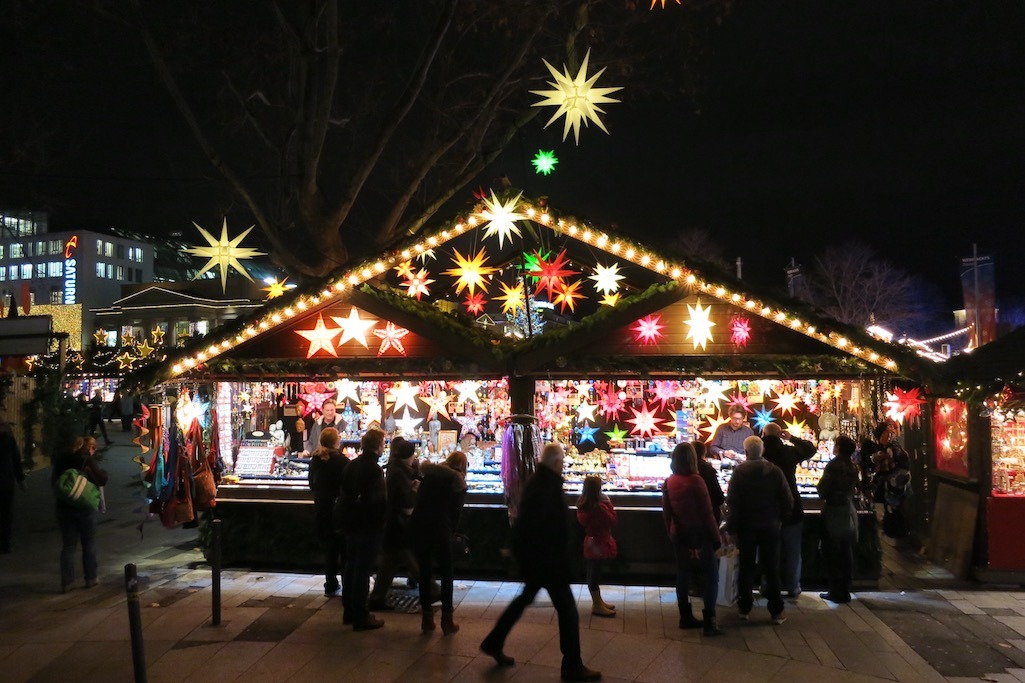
left=303, top=399, right=347, bottom=455
left=709, top=407, right=754, bottom=465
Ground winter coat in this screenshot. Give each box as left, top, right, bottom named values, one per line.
left=410, top=461, right=467, bottom=545
left=762, top=434, right=816, bottom=525
left=308, top=446, right=348, bottom=508
left=576, top=498, right=618, bottom=560
left=336, top=449, right=386, bottom=533
left=511, top=466, right=571, bottom=582
left=662, top=473, right=721, bottom=549
left=724, top=458, right=793, bottom=535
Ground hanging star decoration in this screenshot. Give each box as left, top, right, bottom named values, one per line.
left=700, top=412, right=731, bottom=443
left=387, top=381, right=421, bottom=413
left=422, top=390, right=452, bottom=421
left=598, top=389, right=625, bottom=420
left=373, top=322, right=410, bottom=356
left=552, top=280, right=585, bottom=313
left=530, top=49, right=623, bottom=145
left=444, top=247, right=498, bottom=295
left=884, top=387, right=927, bottom=424
left=477, top=191, right=526, bottom=249
left=403, top=269, right=434, bottom=300
left=393, top=407, right=423, bottom=436
left=456, top=411, right=483, bottom=438
left=136, top=339, right=155, bottom=358
left=650, top=0, right=681, bottom=8
left=93, top=328, right=108, bottom=346
left=116, top=351, right=137, bottom=370
left=494, top=281, right=526, bottom=315
left=599, top=292, right=621, bottom=307
left=186, top=218, right=266, bottom=292
left=463, top=291, right=488, bottom=315
left=576, top=400, right=598, bottom=423
left=730, top=316, right=752, bottom=347
left=604, top=424, right=629, bottom=443
left=532, top=150, right=559, bottom=175
left=784, top=418, right=808, bottom=438
left=651, top=381, right=681, bottom=412
left=633, top=315, right=665, bottom=345
left=150, top=327, right=165, bottom=345
left=335, top=379, right=362, bottom=405
left=299, top=382, right=337, bottom=415
left=360, top=402, right=382, bottom=427
left=295, top=313, right=342, bottom=358
left=576, top=424, right=600, bottom=445
left=264, top=278, right=289, bottom=299
left=626, top=401, right=660, bottom=438
left=684, top=302, right=716, bottom=350
left=532, top=249, right=578, bottom=300
left=590, top=263, right=624, bottom=295
left=772, top=391, right=800, bottom=416
left=752, top=407, right=776, bottom=432
left=521, top=250, right=550, bottom=283
left=121, top=331, right=136, bottom=347
left=726, top=391, right=753, bottom=414
left=455, top=380, right=483, bottom=406
left=395, top=260, right=415, bottom=279
left=331, top=307, right=377, bottom=349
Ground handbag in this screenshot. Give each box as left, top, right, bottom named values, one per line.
left=55, top=468, right=101, bottom=511
left=188, top=419, right=216, bottom=511
left=823, top=500, right=859, bottom=542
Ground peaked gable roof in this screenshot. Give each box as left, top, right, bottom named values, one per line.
left=138, top=192, right=920, bottom=387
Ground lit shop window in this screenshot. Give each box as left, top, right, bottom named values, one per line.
left=35, top=263, right=45, bottom=279
left=20, top=264, right=31, bottom=279
left=47, top=261, right=63, bottom=277
left=96, top=262, right=105, bottom=278
left=10, top=243, right=24, bottom=258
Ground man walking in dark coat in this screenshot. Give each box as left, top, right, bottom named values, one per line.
left=761, top=423, right=817, bottom=597
left=725, top=435, right=793, bottom=624
left=480, top=443, right=602, bottom=682
left=0, top=422, right=26, bottom=553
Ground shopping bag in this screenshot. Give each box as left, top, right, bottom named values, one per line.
left=716, top=552, right=739, bottom=607
left=55, top=468, right=101, bottom=511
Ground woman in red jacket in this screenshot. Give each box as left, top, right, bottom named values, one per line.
left=576, top=474, right=617, bottom=617
left=662, top=442, right=724, bottom=636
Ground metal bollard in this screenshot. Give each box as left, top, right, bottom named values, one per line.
left=124, top=563, right=148, bottom=683
left=211, top=518, right=222, bottom=626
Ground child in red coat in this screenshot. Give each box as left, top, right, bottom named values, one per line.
left=576, top=475, right=617, bottom=617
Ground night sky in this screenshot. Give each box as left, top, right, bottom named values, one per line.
left=3, top=1, right=1024, bottom=324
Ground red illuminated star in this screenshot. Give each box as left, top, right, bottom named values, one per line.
left=633, top=314, right=665, bottom=345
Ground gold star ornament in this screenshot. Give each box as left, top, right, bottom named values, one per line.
left=150, top=327, right=165, bottom=345
left=137, top=339, right=155, bottom=358
left=93, top=328, right=108, bottom=346
left=531, top=49, right=622, bottom=145
left=187, top=218, right=266, bottom=292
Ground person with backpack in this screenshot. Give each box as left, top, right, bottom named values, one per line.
left=51, top=437, right=108, bottom=592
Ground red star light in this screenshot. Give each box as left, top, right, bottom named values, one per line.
left=463, top=291, right=487, bottom=315
left=730, top=316, right=752, bottom=346
left=633, top=314, right=665, bottom=345
left=373, top=322, right=410, bottom=356
left=532, top=249, right=578, bottom=300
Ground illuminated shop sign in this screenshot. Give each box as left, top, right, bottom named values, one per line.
left=64, top=236, right=78, bottom=304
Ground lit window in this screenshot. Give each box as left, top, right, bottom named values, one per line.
left=10, top=243, right=24, bottom=258
left=28, top=290, right=35, bottom=305
left=0, top=245, right=4, bottom=260
left=96, top=262, right=105, bottom=278
left=96, top=239, right=103, bottom=255
left=47, top=262, right=63, bottom=277
left=49, top=239, right=62, bottom=255
left=0, top=268, right=5, bottom=281
left=35, top=263, right=46, bottom=279
left=116, top=266, right=124, bottom=280
left=50, top=288, right=62, bottom=304
left=104, top=242, right=112, bottom=257
left=20, top=264, right=31, bottom=279
left=8, top=265, right=17, bottom=280
left=106, top=264, right=113, bottom=279
left=35, top=241, right=45, bottom=256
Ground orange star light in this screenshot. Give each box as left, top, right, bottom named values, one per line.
left=374, top=322, right=410, bottom=356
left=444, top=247, right=498, bottom=295
left=395, top=260, right=415, bottom=279
left=295, top=314, right=342, bottom=358
left=700, top=412, right=731, bottom=443
left=552, top=279, right=585, bottom=313
left=494, top=281, right=526, bottom=315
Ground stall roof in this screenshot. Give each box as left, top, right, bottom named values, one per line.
left=129, top=191, right=928, bottom=388
left=941, top=325, right=1025, bottom=400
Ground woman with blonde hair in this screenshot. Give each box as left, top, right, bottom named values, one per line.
left=576, top=474, right=617, bottom=617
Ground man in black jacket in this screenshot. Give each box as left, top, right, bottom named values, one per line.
left=338, top=428, right=387, bottom=630
left=761, top=423, right=817, bottom=597
left=480, top=443, right=601, bottom=683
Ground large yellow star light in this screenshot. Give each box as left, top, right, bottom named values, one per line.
left=784, top=417, right=808, bottom=438
left=151, top=327, right=165, bottom=345
left=137, top=339, right=155, bottom=358
left=495, top=281, right=526, bottom=315
left=93, top=328, right=108, bottom=346
left=263, top=278, right=289, bottom=299
left=684, top=302, right=716, bottom=350
left=478, top=191, right=525, bottom=249
left=331, top=307, right=377, bottom=349
left=443, top=248, right=498, bottom=295
left=772, top=391, right=800, bottom=416
left=589, top=263, right=624, bottom=295
left=700, top=412, right=731, bottom=443
left=295, top=313, right=342, bottom=358
left=531, top=49, right=623, bottom=145
left=186, top=219, right=266, bottom=292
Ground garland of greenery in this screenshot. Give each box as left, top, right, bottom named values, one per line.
left=21, top=368, right=85, bottom=468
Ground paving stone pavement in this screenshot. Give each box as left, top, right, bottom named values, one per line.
left=2, top=428, right=1025, bottom=682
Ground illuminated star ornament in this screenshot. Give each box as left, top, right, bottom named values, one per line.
left=121, top=331, right=136, bottom=347
left=884, top=387, right=927, bottom=424
left=700, top=413, right=731, bottom=443
left=455, top=380, right=483, bottom=406
left=590, top=263, right=624, bottom=295
left=295, top=314, right=342, bottom=358
left=116, top=351, right=137, bottom=370
left=264, top=278, right=289, bottom=299
left=604, top=424, right=628, bottom=443
left=633, top=315, right=665, bottom=345
left=393, top=408, right=423, bottom=436
left=332, top=307, right=377, bottom=349
left=403, top=269, right=434, bottom=300
left=531, top=249, right=577, bottom=300
left=784, top=418, right=808, bottom=438
left=576, top=400, right=598, bottom=423
left=599, top=292, right=621, bottom=307
left=423, top=391, right=452, bottom=421
left=626, top=401, right=660, bottom=438
left=684, top=302, right=716, bottom=350
left=150, top=327, right=165, bottom=345
left=772, top=391, right=800, bottom=416
left=576, top=425, right=600, bottom=445
left=650, top=0, right=681, bottom=8
left=136, top=339, right=155, bottom=358
left=531, top=49, right=623, bottom=145
left=186, top=219, right=266, bottom=292
left=531, top=150, right=558, bottom=175
left=495, top=281, right=526, bottom=315
left=752, top=407, right=776, bottom=432
left=93, top=328, right=108, bottom=346
left=726, top=391, right=752, bottom=414
left=552, top=280, right=585, bottom=313
left=598, top=390, right=625, bottom=420
left=477, top=191, right=525, bottom=249
left=374, top=322, right=410, bottom=356
left=463, top=292, right=488, bottom=316
left=521, top=250, right=550, bottom=283
left=444, top=248, right=498, bottom=295
left=387, top=382, right=421, bottom=413
left=395, top=261, right=415, bottom=280
left=730, top=316, right=752, bottom=347
left=334, top=379, right=362, bottom=405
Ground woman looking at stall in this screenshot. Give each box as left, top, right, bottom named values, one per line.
left=576, top=474, right=618, bottom=618
left=309, top=427, right=348, bottom=597
left=410, top=450, right=468, bottom=634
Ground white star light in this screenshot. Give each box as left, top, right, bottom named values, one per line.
left=684, top=302, right=716, bottom=350
left=478, top=191, right=526, bottom=249
left=331, top=307, right=377, bottom=349
left=186, top=219, right=266, bottom=292
left=393, top=408, right=423, bottom=436
left=530, top=49, right=623, bottom=145
left=387, top=381, right=421, bottom=413
left=454, top=380, right=482, bottom=406
left=589, top=263, right=624, bottom=294
left=576, top=400, right=598, bottom=424
left=334, top=379, right=362, bottom=404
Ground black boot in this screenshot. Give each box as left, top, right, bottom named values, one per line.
left=702, top=609, right=724, bottom=636
left=678, top=601, right=703, bottom=629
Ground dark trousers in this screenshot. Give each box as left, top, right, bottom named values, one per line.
left=57, top=506, right=97, bottom=586
left=737, top=525, right=784, bottom=616
left=821, top=530, right=854, bottom=601
left=482, top=576, right=582, bottom=674
left=88, top=414, right=109, bottom=443
left=0, top=483, right=14, bottom=552
left=343, top=528, right=381, bottom=625
left=672, top=537, right=719, bottom=614
left=315, top=502, right=343, bottom=591
left=414, top=534, right=453, bottom=613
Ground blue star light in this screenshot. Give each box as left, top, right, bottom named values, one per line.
left=753, top=406, right=776, bottom=432
left=576, top=424, right=600, bottom=444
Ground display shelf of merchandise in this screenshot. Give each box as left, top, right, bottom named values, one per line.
left=992, top=417, right=1025, bottom=496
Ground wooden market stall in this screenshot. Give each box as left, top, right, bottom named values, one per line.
left=130, top=192, right=928, bottom=586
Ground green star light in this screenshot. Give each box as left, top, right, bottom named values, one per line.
left=531, top=149, right=559, bottom=175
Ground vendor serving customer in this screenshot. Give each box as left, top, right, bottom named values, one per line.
left=708, top=407, right=754, bottom=465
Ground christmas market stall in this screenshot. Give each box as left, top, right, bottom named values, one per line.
left=130, top=191, right=927, bottom=586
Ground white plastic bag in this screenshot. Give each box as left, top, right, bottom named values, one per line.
left=716, top=551, right=739, bottom=607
